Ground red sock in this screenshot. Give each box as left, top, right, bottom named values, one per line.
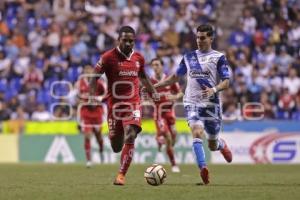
left=84, top=138, right=91, bottom=161
left=119, top=143, right=134, bottom=175
left=166, top=147, right=176, bottom=166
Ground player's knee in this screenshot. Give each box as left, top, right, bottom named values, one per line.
left=208, top=140, right=218, bottom=151
left=124, top=125, right=138, bottom=143
left=84, top=132, right=92, bottom=139
left=124, top=132, right=137, bottom=143
left=192, top=128, right=205, bottom=139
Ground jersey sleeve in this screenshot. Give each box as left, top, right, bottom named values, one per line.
left=176, top=57, right=187, bottom=76
left=95, top=56, right=107, bottom=74
left=139, top=54, right=145, bottom=71
left=217, top=55, right=230, bottom=80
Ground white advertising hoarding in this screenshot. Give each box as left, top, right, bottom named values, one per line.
left=211, top=132, right=300, bottom=164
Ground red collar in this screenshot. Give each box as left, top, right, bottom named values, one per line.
left=116, top=47, right=134, bottom=60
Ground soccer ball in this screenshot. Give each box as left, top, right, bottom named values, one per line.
left=144, top=164, right=167, bottom=186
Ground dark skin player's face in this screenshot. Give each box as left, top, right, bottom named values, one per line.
left=118, top=32, right=135, bottom=56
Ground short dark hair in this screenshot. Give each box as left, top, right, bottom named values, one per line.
left=118, top=26, right=135, bottom=37
left=150, top=57, right=164, bottom=66
left=197, top=24, right=214, bottom=37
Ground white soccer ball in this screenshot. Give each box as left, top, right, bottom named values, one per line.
left=144, top=164, right=167, bottom=186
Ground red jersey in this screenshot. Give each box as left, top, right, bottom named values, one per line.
left=78, top=78, right=105, bottom=118
left=95, top=48, right=144, bottom=107
left=78, top=78, right=106, bottom=101
left=150, top=74, right=181, bottom=109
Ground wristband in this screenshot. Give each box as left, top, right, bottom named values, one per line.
left=212, top=87, right=217, bottom=93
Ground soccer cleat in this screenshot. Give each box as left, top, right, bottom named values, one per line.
left=220, top=139, right=233, bottom=163
left=171, top=165, right=180, bottom=173
left=86, top=161, right=92, bottom=168
left=113, top=173, right=125, bottom=185
left=200, top=167, right=209, bottom=185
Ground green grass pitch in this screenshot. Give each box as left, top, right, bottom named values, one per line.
left=0, top=164, right=299, bottom=200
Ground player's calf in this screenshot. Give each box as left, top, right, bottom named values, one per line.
left=208, top=140, right=219, bottom=151
left=208, top=139, right=232, bottom=163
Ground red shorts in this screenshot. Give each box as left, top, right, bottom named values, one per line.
left=154, top=111, right=176, bottom=143
left=108, top=103, right=142, bottom=140
left=80, top=106, right=103, bottom=133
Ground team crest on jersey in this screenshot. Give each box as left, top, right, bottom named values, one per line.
left=190, top=56, right=198, bottom=67
left=200, top=57, right=207, bottom=62
left=135, top=61, right=140, bottom=68
left=208, top=57, right=218, bottom=64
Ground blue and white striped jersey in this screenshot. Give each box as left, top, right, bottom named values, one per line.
left=176, top=49, right=231, bottom=107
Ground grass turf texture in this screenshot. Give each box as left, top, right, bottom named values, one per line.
left=0, top=164, right=299, bottom=200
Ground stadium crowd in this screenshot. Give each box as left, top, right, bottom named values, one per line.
left=223, top=0, right=300, bottom=120
left=0, top=0, right=299, bottom=132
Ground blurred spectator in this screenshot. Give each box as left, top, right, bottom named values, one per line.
left=85, top=0, right=107, bottom=25
left=0, top=101, right=10, bottom=121
left=228, top=22, right=252, bottom=49
left=31, top=103, right=51, bottom=121
left=292, top=98, right=300, bottom=120
left=0, top=0, right=298, bottom=122
left=277, top=88, right=296, bottom=119
left=223, top=103, right=240, bottom=121
left=8, top=96, right=20, bottom=112
left=240, top=8, right=257, bottom=35
left=35, top=0, right=52, bottom=19
left=149, top=13, right=169, bottom=39
left=0, top=51, right=11, bottom=77
left=23, top=92, right=38, bottom=116
left=9, top=106, right=29, bottom=134
left=53, top=0, right=71, bottom=24
left=260, top=91, right=275, bottom=119
left=275, top=46, right=294, bottom=75
left=12, top=47, right=30, bottom=77
left=283, top=68, right=300, bottom=95
left=22, top=62, right=44, bottom=92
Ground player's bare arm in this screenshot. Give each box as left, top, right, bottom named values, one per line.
left=89, top=68, right=102, bottom=99
left=154, top=74, right=180, bottom=89
left=166, top=91, right=184, bottom=101
left=139, top=68, right=157, bottom=96
left=202, top=78, right=230, bottom=98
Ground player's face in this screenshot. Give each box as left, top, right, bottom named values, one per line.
left=196, top=31, right=213, bottom=51
left=118, top=32, right=135, bottom=55
left=83, top=66, right=93, bottom=74
left=151, top=60, right=163, bottom=75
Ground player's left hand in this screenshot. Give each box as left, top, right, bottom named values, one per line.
left=152, top=92, right=160, bottom=102
left=202, top=86, right=215, bottom=99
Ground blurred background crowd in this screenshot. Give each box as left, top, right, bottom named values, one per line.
left=0, top=0, right=299, bottom=129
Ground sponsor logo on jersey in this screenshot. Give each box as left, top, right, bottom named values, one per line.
left=119, top=70, right=138, bottom=77
left=189, top=70, right=210, bottom=78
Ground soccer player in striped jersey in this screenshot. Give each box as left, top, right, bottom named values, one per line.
left=154, top=24, right=233, bottom=185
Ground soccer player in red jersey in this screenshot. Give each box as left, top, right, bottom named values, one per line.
left=77, top=65, right=106, bottom=167
left=149, top=58, right=183, bottom=173
left=90, top=26, right=157, bottom=185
